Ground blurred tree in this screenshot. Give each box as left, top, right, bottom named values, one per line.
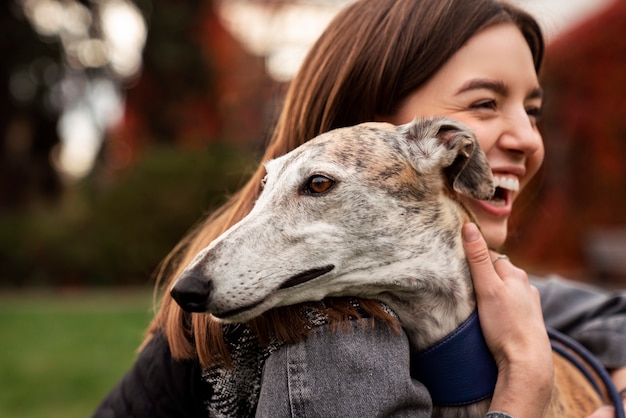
left=105, top=0, right=275, bottom=174
left=1, top=0, right=274, bottom=203
left=505, top=0, right=626, bottom=283
left=0, top=143, right=257, bottom=286
left=0, top=0, right=276, bottom=286
left=0, top=1, right=62, bottom=210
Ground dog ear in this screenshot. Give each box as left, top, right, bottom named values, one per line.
left=402, top=117, right=495, bottom=200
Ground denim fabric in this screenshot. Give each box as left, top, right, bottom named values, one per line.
left=256, top=318, right=432, bottom=417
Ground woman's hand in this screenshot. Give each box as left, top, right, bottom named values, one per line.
left=462, top=222, right=554, bottom=417
left=586, top=406, right=617, bottom=418
left=611, top=366, right=626, bottom=391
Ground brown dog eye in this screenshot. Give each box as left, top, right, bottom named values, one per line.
left=304, top=175, right=335, bottom=195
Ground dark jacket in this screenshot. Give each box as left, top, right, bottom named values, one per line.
left=93, top=332, right=206, bottom=418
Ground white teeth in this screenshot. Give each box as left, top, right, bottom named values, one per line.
left=493, top=175, right=519, bottom=192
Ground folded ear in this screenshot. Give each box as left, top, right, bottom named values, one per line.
left=401, top=117, right=495, bottom=200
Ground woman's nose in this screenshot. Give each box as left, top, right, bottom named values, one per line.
left=499, top=110, right=543, bottom=156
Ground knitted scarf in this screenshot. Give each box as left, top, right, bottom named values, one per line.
left=200, top=307, right=330, bottom=417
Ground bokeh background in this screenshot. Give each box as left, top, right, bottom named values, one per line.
left=1, top=0, right=625, bottom=416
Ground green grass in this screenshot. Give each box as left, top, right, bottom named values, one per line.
left=0, top=288, right=155, bottom=418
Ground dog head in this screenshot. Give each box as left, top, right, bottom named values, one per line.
left=171, top=117, right=494, bottom=322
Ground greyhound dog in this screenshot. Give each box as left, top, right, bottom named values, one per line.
left=171, top=118, right=609, bottom=417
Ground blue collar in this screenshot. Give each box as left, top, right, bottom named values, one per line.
left=410, top=310, right=497, bottom=406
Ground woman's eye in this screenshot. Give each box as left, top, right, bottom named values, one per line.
left=471, top=99, right=497, bottom=111
left=303, top=175, right=335, bottom=195
left=526, top=106, right=543, bottom=124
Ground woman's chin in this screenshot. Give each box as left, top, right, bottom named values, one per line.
left=461, top=197, right=510, bottom=249
left=477, top=219, right=508, bottom=250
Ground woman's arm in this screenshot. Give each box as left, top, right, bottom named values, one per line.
left=257, top=317, right=433, bottom=418
left=532, top=275, right=626, bottom=417
left=92, top=332, right=206, bottom=418
left=532, top=275, right=626, bottom=370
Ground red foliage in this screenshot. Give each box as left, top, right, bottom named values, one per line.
left=105, top=0, right=275, bottom=172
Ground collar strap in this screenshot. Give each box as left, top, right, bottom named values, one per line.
left=410, top=310, right=497, bottom=406
left=548, top=327, right=625, bottom=418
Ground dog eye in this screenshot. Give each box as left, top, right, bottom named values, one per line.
left=261, top=175, right=267, bottom=189
left=303, top=175, right=335, bottom=195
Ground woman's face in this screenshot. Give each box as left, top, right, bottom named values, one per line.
left=385, top=23, right=544, bottom=248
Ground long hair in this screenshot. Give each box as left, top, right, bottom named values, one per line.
left=145, top=0, right=545, bottom=368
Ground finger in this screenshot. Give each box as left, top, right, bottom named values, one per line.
left=490, top=254, right=509, bottom=264
left=462, top=222, right=500, bottom=294
left=491, top=252, right=517, bottom=278
left=585, top=405, right=615, bottom=418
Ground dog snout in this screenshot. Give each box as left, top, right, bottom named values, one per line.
left=170, top=271, right=213, bottom=313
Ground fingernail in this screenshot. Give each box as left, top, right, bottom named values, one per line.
left=462, top=223, right=480, bottom=242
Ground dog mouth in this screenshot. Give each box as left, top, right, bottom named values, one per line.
left=212, top=300, right=264, bottom=321
left=212, top=265, right=335, bottom=321
left=279, top=265, right=335, bottom=289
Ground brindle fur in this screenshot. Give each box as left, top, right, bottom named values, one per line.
left=172, top=118, right=605, bottom=417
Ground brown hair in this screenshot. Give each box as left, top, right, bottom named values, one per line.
left=144, top=0, right=545, bottom=368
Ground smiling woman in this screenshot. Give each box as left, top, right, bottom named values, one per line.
left=384, top=23, right=545, bottom=248
left=93, top=1, right=626, bottom=417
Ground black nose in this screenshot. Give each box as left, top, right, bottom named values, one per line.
left=170, top=271, right=213, bottom=312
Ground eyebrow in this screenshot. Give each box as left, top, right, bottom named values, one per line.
left=455, top=78, right=543, bottom=100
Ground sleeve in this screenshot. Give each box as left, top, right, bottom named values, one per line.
left=533, top=275, right=626, bottom=368
left=255, top=318, right=433, bottom=418
left=91, top=332, right=207, bottom=418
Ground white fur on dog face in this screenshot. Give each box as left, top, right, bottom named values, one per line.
left=173, top=118, right=492, bottom=342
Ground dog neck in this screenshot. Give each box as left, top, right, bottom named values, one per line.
left=369, top=212, right=478, bottom=351
left=375, top=266, right=476, bottom=351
